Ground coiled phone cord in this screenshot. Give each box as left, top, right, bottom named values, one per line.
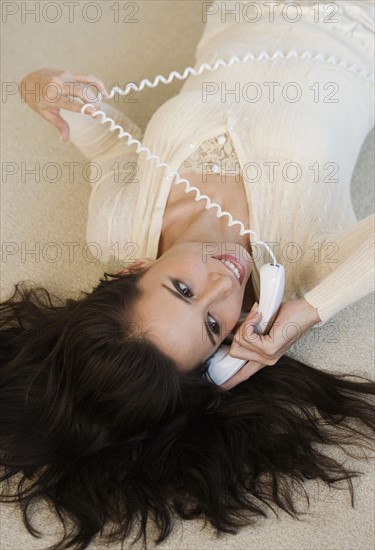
left=79, top=48, right=374, bottom=265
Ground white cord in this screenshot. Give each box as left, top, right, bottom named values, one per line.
left=81, top=101, right=278, bottom=263
left=79, top=49, right=374, bottom=266
left=103, top=50, right=374, bottom=99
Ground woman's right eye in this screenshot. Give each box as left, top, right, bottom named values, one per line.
left=174, top=280, right=193, bottom=298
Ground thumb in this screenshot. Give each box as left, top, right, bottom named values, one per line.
left=59, top=121, right=70, bottom=142
left=229, top=317, right=262, bottom=361
left=42, top=109, right=70, bottom=142
left=233, top=307, right=262, bottom=345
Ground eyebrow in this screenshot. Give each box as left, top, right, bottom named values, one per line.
left=161, top=281, right=217, bottom=346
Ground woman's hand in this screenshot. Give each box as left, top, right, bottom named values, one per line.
left=220, top=298, right=321, bottom=390
left=19, top=68, right=109, bottom=142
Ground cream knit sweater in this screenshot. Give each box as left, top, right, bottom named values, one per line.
left=62, top=0, right=374, bottom=325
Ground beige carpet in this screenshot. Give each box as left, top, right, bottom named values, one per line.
left=1, top=1, right=374, bottom=549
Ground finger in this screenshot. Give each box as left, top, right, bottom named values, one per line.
left=233, top=311, right=262, bottom=346
left=71, top=73, right=109, bottom=98
left=42, top=108, right=70, bottom=141
left=114, top=260, right=147, bottom=276
left=229, top=338, right=267, bottom=365
left=57, top=81, right=101, bottom=106
left=229, top=340, right=258, bottom=361
left=221, top=361, right=265, bottom=390
left=51, top=74, right=108, bottom=104
left=45, top=96, right=97, bottom=115
left=230, top=336, right=279, bottom=366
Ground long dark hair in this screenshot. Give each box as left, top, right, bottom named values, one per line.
left=1, top=270, right=374, bottom=550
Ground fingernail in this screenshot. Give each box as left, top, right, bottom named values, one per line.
left=251, top=301, right=258, bottom=312
left=127, top=259, right=144, bottom=270
left=115, top=267, right=128, bottom=276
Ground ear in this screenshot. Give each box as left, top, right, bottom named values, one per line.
left=115, top=257, right=155, bottom=276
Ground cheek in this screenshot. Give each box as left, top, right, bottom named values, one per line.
left=225, top=308, right=243, bottom=334
left=219, top=317, right=235, bottom=340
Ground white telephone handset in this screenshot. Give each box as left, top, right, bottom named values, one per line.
left=78, top=52, right=291, bottom=387
left=205, top=263, right=285, bottom=386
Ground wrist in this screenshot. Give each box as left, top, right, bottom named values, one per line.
left=298, top=297, right=321, bottom=328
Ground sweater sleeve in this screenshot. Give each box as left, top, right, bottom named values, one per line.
left=61, top=101, right=143, bottom=168
left=303, top=214, right=375, bottom=325
left=61, top=102, right=143, bottom=265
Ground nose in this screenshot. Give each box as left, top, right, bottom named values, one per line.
left=201, top=271, right=234, bottom=303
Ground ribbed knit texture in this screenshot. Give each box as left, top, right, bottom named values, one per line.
left=62, top=0, right=374, bottom=325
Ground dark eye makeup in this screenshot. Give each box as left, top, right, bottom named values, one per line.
left=172, top=279, right=221, bottom=336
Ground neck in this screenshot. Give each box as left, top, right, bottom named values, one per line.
left=157, top=199, right=256, bottom=310
left=158, top=197, right=252, bottom=257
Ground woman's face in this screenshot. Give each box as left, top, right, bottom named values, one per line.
left=132, top=242, right=253, bottom=371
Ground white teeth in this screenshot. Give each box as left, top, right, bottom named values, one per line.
left=219, top=259, right=240, bottom=280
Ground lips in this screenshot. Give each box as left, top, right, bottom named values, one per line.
left=212, top=255, right=245, bottom=285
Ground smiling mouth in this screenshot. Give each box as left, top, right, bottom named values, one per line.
left=213, top=255, right=245, bottom=284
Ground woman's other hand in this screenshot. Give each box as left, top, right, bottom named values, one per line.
left=221, top=298, right=321, bottom=390
left=19, top=68, right=109, bottom=142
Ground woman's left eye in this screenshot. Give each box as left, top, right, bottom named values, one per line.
left=174, top=280, right=220, bottom=336
left=174, top=280, right=193, bottom=298
left=207, top=314, right=220, bottom=335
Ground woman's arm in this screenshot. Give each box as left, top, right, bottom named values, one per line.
left=20, top=68, right=143, bottom=264
left=221, top=297, right=321, bottom=390
left=303, top=214, right=375, bottom=325
left=61, top=100, right=143, bottom=167
left=19, top=68, right=107, bottom=140
left=20, top=68, right=143, bottom=167
left=224, top=215, right=374, bottom=389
